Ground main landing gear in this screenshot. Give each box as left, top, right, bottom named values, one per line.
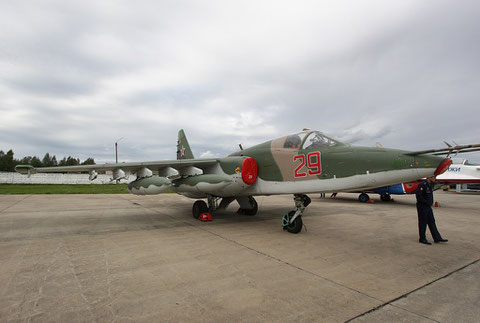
left=357, top=192, right=392, bottom=203
left=192, top=200, right=208, bottom=219
left=235, top=196, right=258, bottom=216
left=192, top=195, right=219, bottom=219
left=380, top=193, right=392, bottom=202
left=192, top=195, right=258, bottom=219
left=283, top=194, right=311, bottom=234
left=358, top=193, right=370, bottom=203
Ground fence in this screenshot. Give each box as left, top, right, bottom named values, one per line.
left=0, top=172, right=133, bottom=184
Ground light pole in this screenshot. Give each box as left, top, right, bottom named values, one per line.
left=115, top=137, right=124, bottom=163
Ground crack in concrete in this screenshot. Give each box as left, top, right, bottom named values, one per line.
left=63, top=239, right=95, bottom=321
left=192, top=224, right=385, bottom=303
left=103, top=196, right=480, bottom=322
left=0, top=195, right=31, bottom=213
left=345, top=258, right=480, bottom=322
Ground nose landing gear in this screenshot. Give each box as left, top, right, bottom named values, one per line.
left=283, top=194, right=311, bottom=234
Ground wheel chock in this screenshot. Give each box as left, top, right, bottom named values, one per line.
left=199, top=213, right=212, bottom=222
left=434, top=201, right=439, bottom=207
left=367, top=199, right=375, bottom=204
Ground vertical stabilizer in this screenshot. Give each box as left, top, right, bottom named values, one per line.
left=177, top=129, right=194, bottom=159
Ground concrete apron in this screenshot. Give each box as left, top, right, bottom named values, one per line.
left=0, top=192, right=478, bottom=322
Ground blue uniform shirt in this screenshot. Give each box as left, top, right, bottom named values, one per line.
left=416, top=180, right=434, bottom=207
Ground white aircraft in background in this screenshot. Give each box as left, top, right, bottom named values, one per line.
left=436, top=159, right=480, bottom=191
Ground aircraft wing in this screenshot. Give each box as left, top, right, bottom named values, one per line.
left=15, top=158, right=220, bottom=179
left=406, top=144, right=480, bottom=156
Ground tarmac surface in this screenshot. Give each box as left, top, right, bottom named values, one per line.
left=0, top=191, right=479, bottom=322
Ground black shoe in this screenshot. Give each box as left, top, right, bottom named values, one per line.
left=434, top=239, right=448, bottom=243
left=419, top=239, right=432, bottom=245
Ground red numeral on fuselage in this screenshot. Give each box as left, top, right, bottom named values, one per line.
left=293, top=151, right=322, bottom=178
left=293, top=155, right=307, bottom=177
left=307, top=151, right=321, bottom=175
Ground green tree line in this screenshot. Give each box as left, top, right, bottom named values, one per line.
left=0, top=149, right=95, bottom=172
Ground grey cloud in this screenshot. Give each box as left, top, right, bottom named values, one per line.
left=126, top=85, right=220, bottom=108
left=7, top=74, right=96, bottom=97
left=1, top=0, right=479, bottom=164
left=335, top=126, right=393, bottom=145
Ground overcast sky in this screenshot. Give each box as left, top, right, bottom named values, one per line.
left=1, top=0, right=479, bottom=163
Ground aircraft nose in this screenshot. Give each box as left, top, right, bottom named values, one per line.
left=435, top=158, right=452, bottom=175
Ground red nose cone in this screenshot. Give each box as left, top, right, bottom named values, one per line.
left=435, top=158, right=452, bottom=175
left=241, top=157, right=258, bottom=185
left=402, top=181, right=422, bottom=194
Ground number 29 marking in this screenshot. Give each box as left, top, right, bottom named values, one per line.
left=293, top=151, right=322, bottom=178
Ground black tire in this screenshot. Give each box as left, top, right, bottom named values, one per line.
left=218, top=197, right=235, bottom=210
left=358, top=193, right=370, bottom=203
left=243, top=197, right=258, bottom=216
left=380, top=194, right=391, bottom=202
left=192, top=200, right=208, bottom=219
left=284, top=210, right=303, bottom=234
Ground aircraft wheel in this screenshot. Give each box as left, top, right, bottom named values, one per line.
left=244, top=197, right=258, bottom=216
left=358, top=193, right=370, bottom=203
left=380, top=193, right=391, bottom=202
left=237, top=197, right=258, bottom=216
left=192, top=200, right=208, bottom=219
left=283, top=211, right=303, bottom=234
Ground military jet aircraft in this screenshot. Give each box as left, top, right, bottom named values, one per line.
left=15, top=129, right=480, bottom=233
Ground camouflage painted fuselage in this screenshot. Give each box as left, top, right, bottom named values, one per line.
left=228, top=131, right=446, bottom=196
left=16, top=129, right=449, bottom=199
left=130, top=130, right=446, bottom=198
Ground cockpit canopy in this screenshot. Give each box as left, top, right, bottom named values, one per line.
left=283, top=131, right=344, bottom=149
left=228, top=130, right=345, bottom=157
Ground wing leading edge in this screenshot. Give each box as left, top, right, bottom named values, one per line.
left=15, top=158, right=219, bottom=179
left=406, top=143, right=480, bottom=156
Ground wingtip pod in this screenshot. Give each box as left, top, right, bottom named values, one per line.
left=15, top=165, right=36, bottom=176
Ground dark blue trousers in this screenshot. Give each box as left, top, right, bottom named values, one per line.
left=417, top=205, right=442, bottom=241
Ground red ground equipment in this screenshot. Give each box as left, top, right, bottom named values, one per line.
left=199, top=213, right=212, bottom=221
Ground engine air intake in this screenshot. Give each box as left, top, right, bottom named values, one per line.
left=241, top=157, right=258, bottom=185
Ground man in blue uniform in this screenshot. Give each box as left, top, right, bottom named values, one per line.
left=415, top=176, right=448, bottom=245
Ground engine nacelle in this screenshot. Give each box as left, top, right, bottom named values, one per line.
left=173, top=157, right=258, bottom=196
left=128, top=176, right=172, bottom=195
left=173, top=174, right=233, bottom=194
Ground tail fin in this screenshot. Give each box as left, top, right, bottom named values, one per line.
left=177, top=129, right=194, bottom=159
